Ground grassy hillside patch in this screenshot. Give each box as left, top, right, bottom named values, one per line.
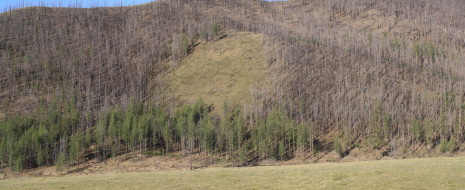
left=168, top=32, right=268, bottom=112
left=2, top=156, right=465, bottom=189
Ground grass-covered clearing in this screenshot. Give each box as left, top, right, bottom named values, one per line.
left=168, top=32, right=268, bottom=112
left=2, top=156, right=465, bottom=189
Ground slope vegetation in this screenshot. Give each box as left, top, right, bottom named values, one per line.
left=168, top=32, right=268, bottom=111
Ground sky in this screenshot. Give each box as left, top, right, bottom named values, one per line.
left=0, top=0, right=157, bottom=12
left=0, top=0, right=285, bottom=12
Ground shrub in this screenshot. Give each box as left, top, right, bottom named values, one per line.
left=212, top=23, right=220, bottom=38
left=368, top=104, right=388, bottom=149
left=367, top=33, right=373, bottom=44
left=56, top=152, right=67, bottom=174
left=439, top=139, right=448, bottom=153
left=278, top=141, right=286, bottom=160
left=366, top=136, right=384, bottom=150
left=423, top=119, right=437, bottom=147
left=412, top=41, right=444, bottom=62
left=333, top=139, right=345, bottom=158
left=440, top=138, right=458, bottom=153
left=411, top=118, right=424, bottom=143
left=446, top=137, right=458, bottom=153
left=181, top=35, right=190, bottom=56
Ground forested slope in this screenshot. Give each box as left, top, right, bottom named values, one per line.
left=1, top=0, right=465, bottom=172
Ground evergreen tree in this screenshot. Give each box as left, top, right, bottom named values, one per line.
left=69, top=131, right=84, bottom=165
left=95, top=112, right=109, bottom=161
left=55, top=151, right=66, bottom=174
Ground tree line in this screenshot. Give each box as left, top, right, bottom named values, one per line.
left=0, top=98, right=315, bottom=171
left=2, top=95, right=462, bottom=172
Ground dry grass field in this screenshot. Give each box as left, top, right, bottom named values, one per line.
left=168, top=32, right=268, bottom=112
left=1, top=156, right=465, bottom=190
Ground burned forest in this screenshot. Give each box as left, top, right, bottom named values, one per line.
left=1, top=0, right=465, bottom=172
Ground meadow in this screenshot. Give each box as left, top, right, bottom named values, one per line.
left=1, top=156, right=464, bottom=190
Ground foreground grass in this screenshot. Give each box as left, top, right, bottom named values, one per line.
left=1, top=156, right=465, bottom=190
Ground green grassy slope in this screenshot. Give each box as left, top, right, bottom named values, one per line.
left=2, top=156, right=465, bottom=190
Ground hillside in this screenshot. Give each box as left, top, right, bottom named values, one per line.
left=1, top=0, right=465, bottom=174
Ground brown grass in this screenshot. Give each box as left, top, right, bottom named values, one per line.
left=2, top=156, right=465, bottom=190
left=167, top=32, right=268, bottom=112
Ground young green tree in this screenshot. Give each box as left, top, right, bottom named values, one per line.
left=55, top=151, right=66, bottom=175
left=410, top=118, right=424, bottom=144
left=201, top=110, right=216, bottom=160
left=108, top=109, right=120, bottom=157
left=122, top=110, right=134, bottom=154
left=68, top=131, right=84, bottom=165
left=367, top=104, right=385, bottom=149
left=35, top=123, right=49, bottom=167
left=95, top=112, right=109, bottom=161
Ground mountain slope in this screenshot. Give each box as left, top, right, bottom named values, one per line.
left=1, top=0, right=465, bottom=172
